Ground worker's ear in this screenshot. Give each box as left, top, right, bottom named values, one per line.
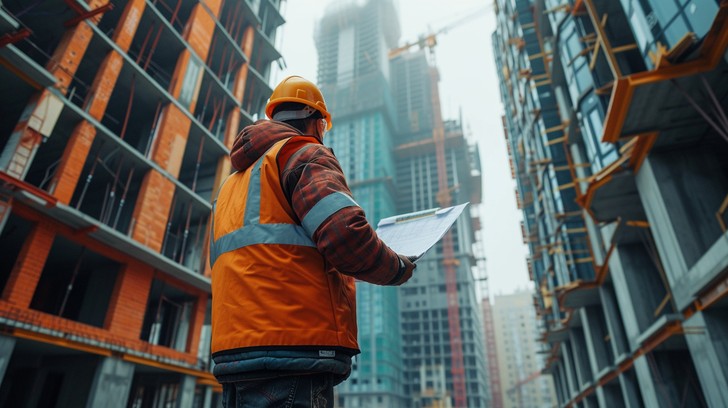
left=319, top=119, right=327, bottom=137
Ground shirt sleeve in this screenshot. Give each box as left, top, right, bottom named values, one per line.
left=281, top=143, right=406, bottom=285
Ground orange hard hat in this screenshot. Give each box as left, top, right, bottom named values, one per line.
left=265, top=76, right=333, bottom=130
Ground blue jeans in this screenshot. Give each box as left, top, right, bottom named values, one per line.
left=222, top=373, right=334, bottom=408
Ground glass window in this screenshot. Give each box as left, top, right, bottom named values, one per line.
left=662, top=16, right=690, bottom=47
left=645, top=0, right=680, bottom=26
left=683, top=0, right=719, bottom=38
left=630, top=8, right=654, bottom=56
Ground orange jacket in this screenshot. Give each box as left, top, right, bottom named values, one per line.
left=210, top=137, right=359, bottom=356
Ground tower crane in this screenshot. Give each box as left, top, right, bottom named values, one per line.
left=389, top=7, right=488, bottom=407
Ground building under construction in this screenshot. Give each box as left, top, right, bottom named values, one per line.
left=391, top=49, right=490, bottom=408
left=315, top=1, right=489, bottom=407
left=494, top=0, right=728, bottom=406
left=0, top=0, right=283, bottom=406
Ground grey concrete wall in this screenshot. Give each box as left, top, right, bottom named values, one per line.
left=605, top=247, right=643, bottom=350
left=632, top=356, right=661, bottom=407
left=0, top=336, right=15, bottom=384
left=596, top=382, right=622, bottom=407
left=44, top=356, right=96, bottom=408
left=561, top=341, right=579, bottom=399
left=684, top=311, right=728, bottom=407
left=85, top=357, right=135, bottom=408
left=581, top=306, right=610, bottom=374
left=598, top=283, right=629, bottom=358
left=569, top=327, right=594, bottom=385
left=618, top=370, right=644, bottom=408
left=643, top=148, right=727, bottom=271
left=176, top=375, right=196, bottom=408
left=634, top=158, right=688, bottom=287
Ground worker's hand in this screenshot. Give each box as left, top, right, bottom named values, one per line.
left=389, top=254, right=417, bottom=285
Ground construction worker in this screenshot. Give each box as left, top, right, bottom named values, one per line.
left=209, top=75, right=417, bottom=407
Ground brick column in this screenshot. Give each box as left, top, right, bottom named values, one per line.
left=104, top=262, right=154, bottom=338
left=130, top=0, right=223, bottom=253
left=186, top=293, right=208, bottom=357
left=1, top=223, right=55, bottom=307
left=49, top=0, right=147, bottom=204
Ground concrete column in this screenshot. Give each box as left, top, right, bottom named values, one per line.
left=201, top=386, right=214, bottom=408
left=0, top=335, right=16, bottom=384
left=85, top=357, right=135, bottom=408
left=569, top=327, right=594, bottom=385
left=683, top=312, right=728, bottom=407
left=618, top=371, right=644, bottom=408
left=604, top=246, right=643, bottom=349
left=552, top=365, right=566, bottom=405
left=632, top=355, right=661, bottom=407
left=580, top=307, right=609, bottom=376
left=598, top=284, right=629, bottom=358
left=596, top=382, right=624, bottom=407
left=176, top=375, right=197, bottom=408
left=561, top=341, right=578, bottom=398
left=634, top=157, right=687, bottom=287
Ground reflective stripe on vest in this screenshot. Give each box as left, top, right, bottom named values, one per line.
left=210, top=141, right=360, bottom=267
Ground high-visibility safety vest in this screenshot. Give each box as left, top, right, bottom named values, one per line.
left=210, top=137, right=360, bottom=356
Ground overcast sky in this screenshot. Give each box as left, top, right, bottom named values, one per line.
left=275, top=0, right=532, bottom=298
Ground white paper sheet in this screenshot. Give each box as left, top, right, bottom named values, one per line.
left=375, top=203, right=469, bottom=260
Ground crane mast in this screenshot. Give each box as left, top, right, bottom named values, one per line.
left=429, top=63, right=468, bottom=407
left=390, top=9, right=489, bottom=405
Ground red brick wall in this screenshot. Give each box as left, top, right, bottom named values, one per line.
left=1, top=222, right=55, bottom=307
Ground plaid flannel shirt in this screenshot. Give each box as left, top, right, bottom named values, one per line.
left=230, top=120, right=405, bottom=285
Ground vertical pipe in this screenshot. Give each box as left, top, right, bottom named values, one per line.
left=113, top=167, right=135, bottom=230
left=225, top=48, right=237, bottom=82
left=144, top=24, right=165, bottom=71
left=59, top=247, right=87, bottom=317
left=161, top=193, right=178, bottom=255
left=207, top=98, right=221, bottom=132
left=119, top=74, right=136, bottom=140
left=199, top=83, right=214, bottom=122
left=103, top=157, right=126, bottom=225
left=170, top=0, right=183, bottom=29
left=179, top=202, right=193, bottom=264
left=192, top=216, right=204, bottom=272
left=191, top=136, right=205, bottom=192
left=136, top=21, right=155, bottom=64
left=75, top=144, right=104, bottom=209
left=145, top=101, right=164, bottom=157
left=171, top=215, right=183, bottom=260
left=217, top=44, right=229, bottom=78
left=206, top=35, right=218, bottom=66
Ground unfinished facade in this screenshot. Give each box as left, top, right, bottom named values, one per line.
left=492, top=291, right=557, bottom=408
left=315, top=0, right=490, bottom=405
left=391, top=50, right=489, bottom=408
left=494, top=0, right=728, bottom=406
left=0, top=0, right=283, bottom=406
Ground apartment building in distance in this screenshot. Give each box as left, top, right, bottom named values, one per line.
left=0, top=0, right=284, bottom=406
left=492, top=291, right=557, bottom=408
left=493, top=0, right=728, bottom=406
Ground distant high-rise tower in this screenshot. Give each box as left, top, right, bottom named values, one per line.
left=492, top=291, right=557, bottom=408
left=391, top=49, right=490, bottom=408
left=315, top=1, right=407, bottom=407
